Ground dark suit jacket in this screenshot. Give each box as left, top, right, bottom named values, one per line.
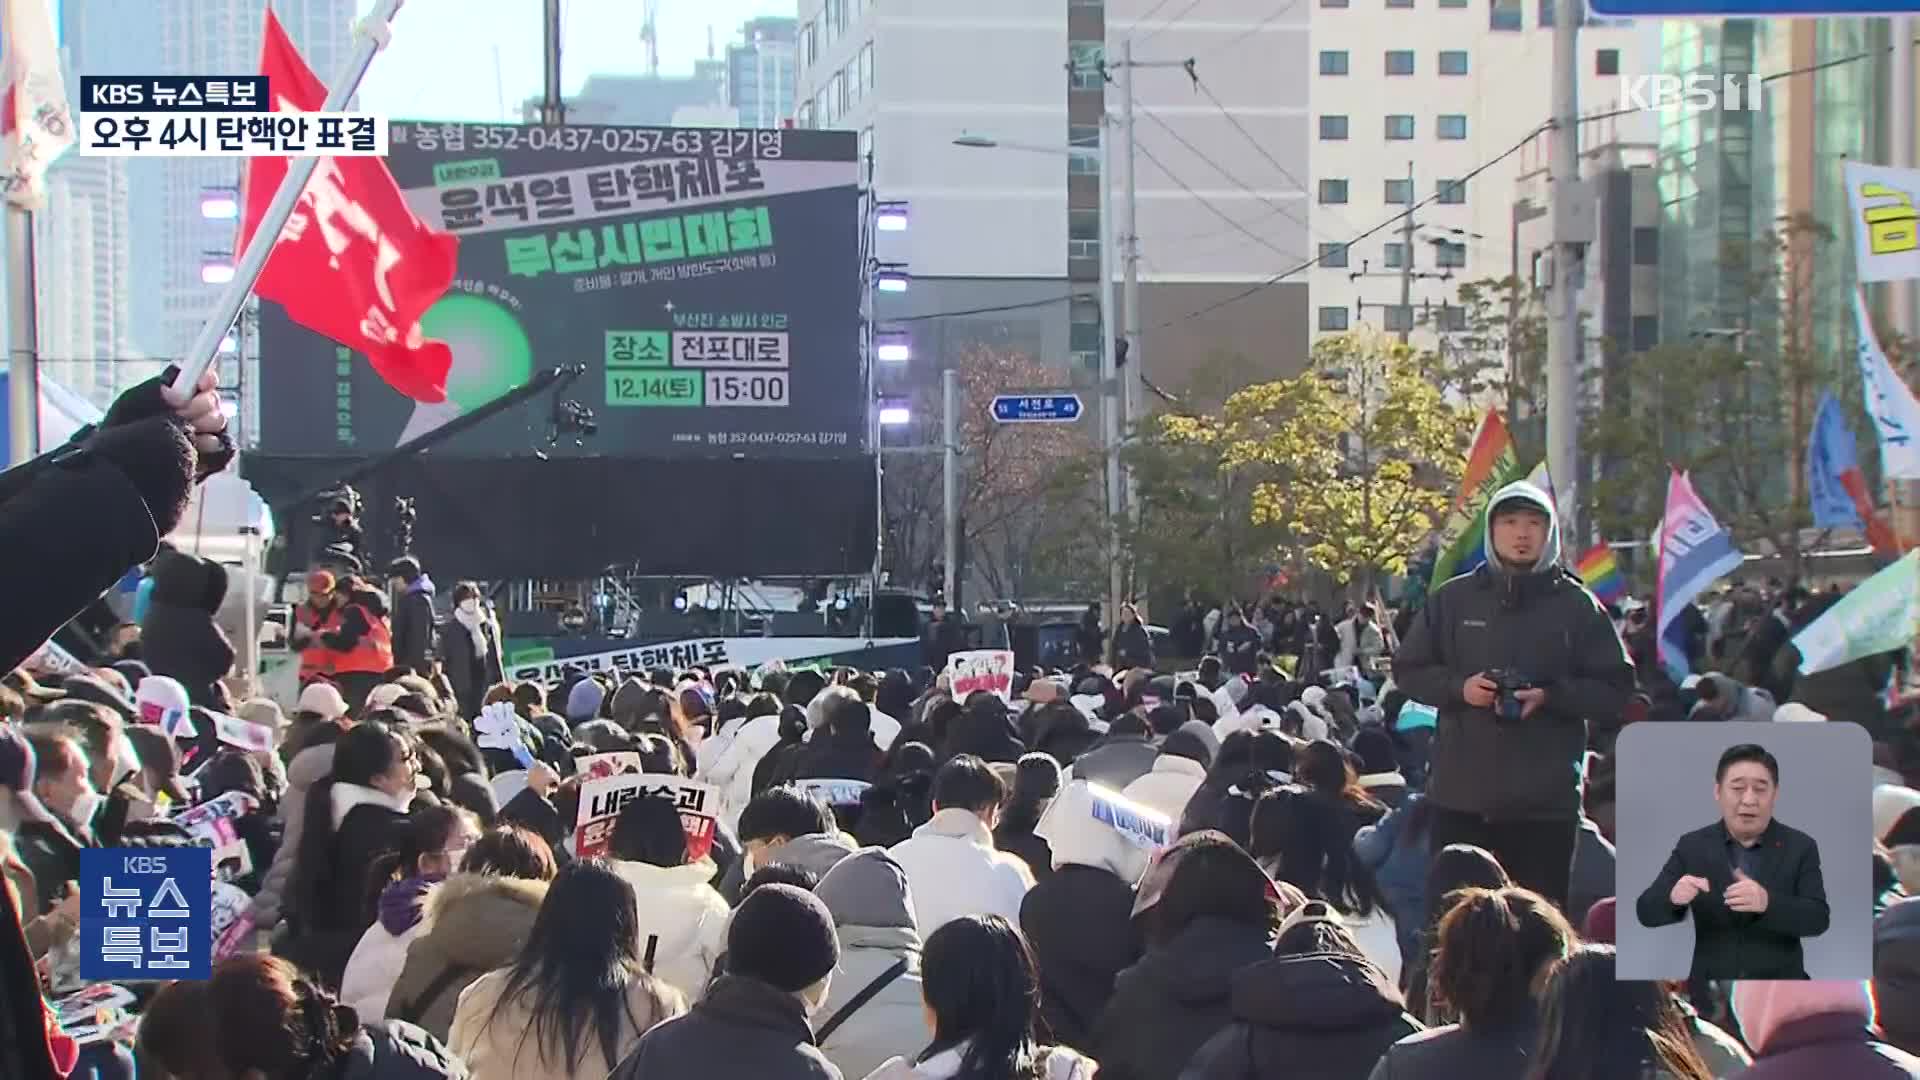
left=1634, top=819, right=1829, bottom=980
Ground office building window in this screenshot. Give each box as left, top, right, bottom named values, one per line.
left=800, top=21, right=818, bottom=69
left=1320, top=114, right=1350, bottom=140
left=1440, top=0, right=1468, bottom=8
left=798, top=103, right=816, bottom=129
left=1633, top=225, right=1659, bottom=265
left=826, top=0, right=846, bottom=38
left=1320, top=242, right=1350, bottom=267
left=1437, top=114, right=1468, bottom=139
left=1385, top=114, right=1414, bottom=139
left=1320, top=178, right=1350, bottom=203
left=1435, top=304, right=1468, bottom=331
left=1385, top=178, right=1413, bottom=204
left=1491, top=0, right=1523, bottom=29
left=1437, top=178, right=1466, bottom=203
left=860, top=43, right=875, bottom=92
left=1319, top=306, right=1351, bottom=331
left=1070, top=300, right=1102, bottom=372
left=1632, top=315, right=1659, bottom=351
left=1386, top=50, right=1415, bottom=75
left=1388, top=0, right=1415, bottom=7
left=1068, top=209, right=1100, bottom=261
left=1385, top=242, right=1408, bottom=268
left=1383, top=305, right=1414, bottom=332
left=1436, top=240, right=1467, bottom=267
left=1596, top=48, right=1620, bottom=76
left=1323, top=0, right=1351, bottom=7
left=858, top=127, right=874, bottom=160
left=1439, top=50, right=1469, bottom=75
left=1320, top=50, right=1350, bottom=75
left=1069, top=42, right=1104, bottom=90
left=1069, top=124, right=1101, bottom=173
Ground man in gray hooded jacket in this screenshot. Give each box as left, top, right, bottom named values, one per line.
left=1391, top=479, right=1634, bottom=911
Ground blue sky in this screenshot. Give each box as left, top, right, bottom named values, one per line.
left=356, top=0, right=792, bottom=122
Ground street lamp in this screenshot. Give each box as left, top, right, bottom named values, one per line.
left=875, top=201, right=910, bottom=231
left=954, top=123, right=1124, bottom=625
left=875, top=329, right=911, bottom=362
left=200, top=258, right=236, bottom=285
left=200, top=188, right=239, bottom=220
left=875, top=265, right=911, bottom=293
left=878, top=404, right=912, bottom=427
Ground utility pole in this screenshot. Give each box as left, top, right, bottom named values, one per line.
left=1100, top=119, right=1123, bottom=630
left=1544, top=0, right=1584, bottom=544
left=942, top=366, right=959, bottom=611
left=1120, top=39, right=1143, bottom=555
left=541, top=0, right=566, bottom=125
left=6, top=208, right=38, bottom=466
left=1397, top=160, right=1415, bottom=344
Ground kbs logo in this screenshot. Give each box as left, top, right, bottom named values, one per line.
left=1616, top=74, right=1764, bottom=114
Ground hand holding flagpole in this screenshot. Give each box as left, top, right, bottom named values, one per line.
left=169, top=0, right=406, bottom=398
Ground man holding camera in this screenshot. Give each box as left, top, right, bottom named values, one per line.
left=1392, top=480, right=1634, bottom=912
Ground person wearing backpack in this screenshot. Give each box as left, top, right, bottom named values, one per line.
left=811, top=847, right=927, bottom=1078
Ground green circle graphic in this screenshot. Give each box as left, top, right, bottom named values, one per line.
left=417, top=293, right=535, bottom=413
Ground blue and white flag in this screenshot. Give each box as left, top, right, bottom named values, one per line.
left=1807, top=392, right=1865, bottom=529
left=1854, top=291, right=1920, bottom=479
left=1792, top=550, right=1920, bottom=675
left=1655, top=470, right=1745, bottom=681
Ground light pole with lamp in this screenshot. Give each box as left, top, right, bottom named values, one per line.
left=953, top=123, right=1123, bottom=628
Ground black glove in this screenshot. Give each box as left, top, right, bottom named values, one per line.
left=85, top=416, right=195, bottom=537
left=101, top=364, right=235, bottom=482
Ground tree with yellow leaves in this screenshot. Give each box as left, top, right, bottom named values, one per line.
left=1162, top=330, right=1473, bottom=591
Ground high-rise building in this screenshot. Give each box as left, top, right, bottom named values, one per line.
left=1310, top=0, right=1646, bottom=347
left=152, top=0, right=354, bottom=366
left=796, top=0, right=1312, bottom=400
left=35, top=156, right=137, bottom=408
left=727, top=17, right=798, bottom=129
left=521, top=63, right=729, bottom=126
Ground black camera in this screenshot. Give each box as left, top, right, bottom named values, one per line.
left=1485, top=669, right=1535, bottom=722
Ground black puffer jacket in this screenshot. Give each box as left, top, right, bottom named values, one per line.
left=1022, top=864, right=1142, bottom=1052
left=140, top=549, right=236, bottom=707
left=611, top=975, right=841, bottom=1080
left=1181, top=952, right=1421, bottom=1080
left=329, top=1021, right=469, bottom=1080
left=1089, top=916, right=1275, bottom=1080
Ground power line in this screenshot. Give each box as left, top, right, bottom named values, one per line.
left=1152, top=121, right=1549, bottom=329
left=1135, top=0, right=1209, bottom=45
left=1187, top=73, right=1364, bottom=238
left=1200, top=0, right=1299, bottom=61
left=1132, top=138, right=1308, bottom=265
left=1134, top=101, right=1323, bottom=243
left=1129, top=0, right=1188, bottom=38
left=890, top=293, right=1093, bottom=323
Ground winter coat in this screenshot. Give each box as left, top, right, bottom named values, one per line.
left=1179, top=772, right=1284, bottom=852
left=1567, top=816, right=1614, bottom=927
left=942, top=699, right=1026, bottom=765
left=387, top=872, right=551, bottom=1041
left=813, top=849, right=928, bottom=1080
left=449, top=966, right=686, bottom=1080
left=393, top=577, right=438, bottom=676
left=1357, top=773, right=1408, bottom=810
left=14, top=820, right=84, bottom=917
left=1352, top=795, right=1431, bottom=968
left=1214, top=624, right=1264, bottom=678
left=1122, top=756, right=1209, bottom=822
left=887, top=808, right=1033, bottom=936
left=717, top=831, right=860, bottom=904
left=863, top=1043, right=1095, bottom=1080
left=1181, top=950, right=1422, bottom=1080
left=993, top=814, right=1055, bottom=887
left=1112, top=622, right=1156, bottom=671
left=1389, top=481, right=1634, bottom=822
left=342, top=875, right=439, bottom=1022
left=607, top=859, right=730, bottom=1002
left=702, top=713, right=784, bottom=831
left=611, top=974, right=844, bottom=1080
left=791, top=727, right=882, bottom=787
left=1021, top=864, right=1142, bottom=1052
left=330, top=1021, right=470, bottom=1080
left=3, top=853, right=73, bottom=961
left=1787, top=648, right=1898, bottom=737
left=1364, top=1016, right=1541, bottom=1080
left=0, top=843, right=63, bottom=1080
left=1068, top=733, right=1160, bottom=793
left=1089, top=916, right=1276, bottom=1080
left=443, top=610, right=504, bottom=722
left=292, top=783, right=415, bottom=987
left=140, top=550, right=236, bottom=707
left=1733, top=1013, right=1920, bottom=1080
left=255, top=741, right=337, bottom=929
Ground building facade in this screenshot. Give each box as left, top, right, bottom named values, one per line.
left=728, top=16, right=798, bottom=129
left=35, top=156, right=137, bottom=408
left=1310, top=0, right=1646, bottom=347
left=522, top=64, right=729, bottom=126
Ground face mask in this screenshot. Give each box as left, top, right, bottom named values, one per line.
left=66, top=788, right=103, bottom=827
left=459, top=599, right=480, bottom=615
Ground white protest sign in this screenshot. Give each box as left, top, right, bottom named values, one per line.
left=794, top=777, right=871, bottom=807
left=576, top=752, right=644, bottom=782
left=947, top=649, right=1016, bottom=702
left=1087, top=784, right=1172, bottom=851
left=574, top=772, right=718, bottom=860
left=173, top=791, right=259, bottom=876
left=209, top=711, right=276, bottom=753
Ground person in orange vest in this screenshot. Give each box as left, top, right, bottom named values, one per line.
left=291, top=571, right=345, bottom=687
left=323, top=576, right=396, bottom=712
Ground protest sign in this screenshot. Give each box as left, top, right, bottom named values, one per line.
left=1087, top=784, right=1171, bottom=851
left=174, top=791, right=260, bottom=877
left=574, top=773, right=718, bottom=860
left=794, top=777, right=871, bottom=807
left=947, top=649, right=1016, bottom=702
left=576, top=752, right=644, bottom=781
left=209, top=711, right=276, bottom=753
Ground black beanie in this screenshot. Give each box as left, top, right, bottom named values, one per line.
left=1351, top=728, right=1398, bottom=775
left=727, top=883, right=839, bottom=993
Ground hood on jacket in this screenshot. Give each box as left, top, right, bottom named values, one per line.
left=568, top=678, right=608, bottom=723
left=816, top=847, right=920, bottom=933
left=378, top=874, right=441, bottom=935
left=417, top=871, right=551, bottom=965
left=408, top=574, right=436, bottom=596
left=767, top=831, right=860, bottom=879
left=1732, top=980, right=1875, bottom=1054
left=1035, top=781, right=1159, bottom=883
left=1482, top=479, right=1560, bottom=574
left=151, top=552, right=229, bottom=614
left=611, top=858, right=719, bottom=894
left=1230, top=950, right=1405, bottom=1031
left=610, top=678, right=653, bottom=727
left=1133, top=915, right=1276, bottom=1007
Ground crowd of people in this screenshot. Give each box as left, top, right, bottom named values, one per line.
left=0, top=377, right=1918, bottom=1080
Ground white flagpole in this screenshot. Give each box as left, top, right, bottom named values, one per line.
left=169, top=0, right=406, bottom=397
left=7, top=205, right=39, bottom=464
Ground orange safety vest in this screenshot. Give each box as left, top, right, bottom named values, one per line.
left=297, top=603, right=341, bottom=683
left=333, top=603, right=395, bottom=675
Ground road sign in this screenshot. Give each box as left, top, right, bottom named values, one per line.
left=991, top=394, right=1085, bottom=424
left=1589, top=0, right=1920, bottom=15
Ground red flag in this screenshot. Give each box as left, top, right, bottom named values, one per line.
left=237, top=11, right=457, bottom=403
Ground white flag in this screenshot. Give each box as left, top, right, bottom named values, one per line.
left=1846, top=161, right=1920, bottom=284
left=0, top=0, right=72, bottom=209
left=1853, top=291, right=1920, bottom=479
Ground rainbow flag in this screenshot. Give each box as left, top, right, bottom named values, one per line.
left=1573, top=544, right=1626, bottom=604
left=1430, top=409, right=1527, bottom=584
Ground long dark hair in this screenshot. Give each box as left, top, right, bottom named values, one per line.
left=1431, top=887, right=1574, bottom=1032
left=362, top=804, right=473, bottom=916
left=1296, top=739, right=1376, bottom=809
left=289, top=723, right=405, bottom=926
left=1249, top=787, right=1385, bottom=917
left=1528, top=945, right=1713, bottom=1080
left=488, top=858, right=678, bottom=1073
left=920, top=915, right=1045, bottom=1080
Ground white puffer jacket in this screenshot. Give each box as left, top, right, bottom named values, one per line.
left=608, top=858, right=731, bottom=1001
left=698, top=712, right=783, bottom=830
left=1120, top=755, right=1208, bottom=821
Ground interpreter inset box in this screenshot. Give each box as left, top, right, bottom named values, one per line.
left=1615, top=721, right=1871, bottom=981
